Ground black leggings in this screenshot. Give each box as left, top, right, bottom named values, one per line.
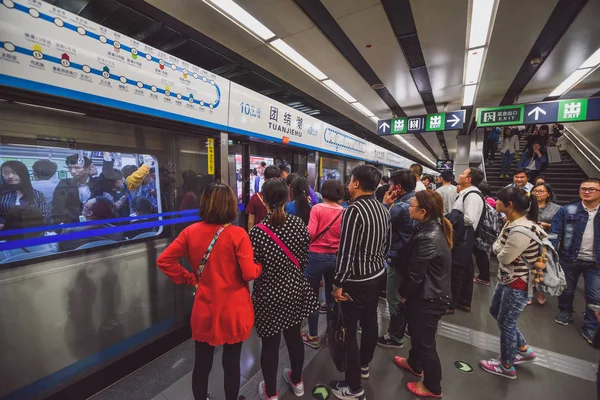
left=193, top=341, right=243, bottom=400
left=261, top=323, right=304, bottom=397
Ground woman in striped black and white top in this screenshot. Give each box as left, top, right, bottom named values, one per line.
left=480, top=186, right=545, bottom=380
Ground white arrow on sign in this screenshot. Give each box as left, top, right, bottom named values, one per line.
left=528, top=106, right=547, bottom=121
left=379, top=121, right=390, bottom=133
left=447, top=114, right=461, bottom=127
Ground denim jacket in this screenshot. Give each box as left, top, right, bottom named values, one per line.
left=386, top=191, right=417, bottom=260
left=550, top=201, right=600, bottom=265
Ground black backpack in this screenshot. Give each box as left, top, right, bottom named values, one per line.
left=463, top=191, right=503, bottom=253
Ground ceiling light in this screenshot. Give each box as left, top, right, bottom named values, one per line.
left=469, top=0, right=495, bottom=48
left=351, top=102, right=375, bottom=117
left=208, top=0, right=276, bottom=41
left=465, top=47, right=484, bottom=85
left=322, top=79, right=357, bottom=102
left=393, top=136, right=435, bottom=166
left=549, top=68, right=592, bottom=97
left=463, top=85, right=477, bottom=106
left=270, top=39, right=328, bottom=81
left=580, top=48, right=600, bottom=69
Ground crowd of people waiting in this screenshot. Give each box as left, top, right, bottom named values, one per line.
left=155, top=155, right=600, bottom=400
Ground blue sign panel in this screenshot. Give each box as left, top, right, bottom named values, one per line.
left=524, top=102, right=559, bottom=124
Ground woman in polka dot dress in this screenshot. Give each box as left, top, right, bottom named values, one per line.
left=250, top=178, right=319, bottom=400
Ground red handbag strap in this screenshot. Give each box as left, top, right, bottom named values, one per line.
left=256, top=223, right=300, bottom=269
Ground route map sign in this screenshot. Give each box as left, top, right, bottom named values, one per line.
left=377, top=110, right=465, bottom=136
left=477, top=98, right=600, bottom=127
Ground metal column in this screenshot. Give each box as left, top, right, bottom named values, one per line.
left=219, top=131, right=229, bottom=183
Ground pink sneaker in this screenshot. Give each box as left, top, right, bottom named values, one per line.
left=283, top=368, right=304, bottom=396
left=514, top=349, right=537, bottom=365
left=479, top=359, right=516, bottom=380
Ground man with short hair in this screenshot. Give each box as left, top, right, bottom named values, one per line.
left=52, top=154, right=98, bottom=224
left=247, top=165, right=281, bottom=231
left=448, top=168, right=485, bottom=314
left=436, top=170, right=458, bottom=213
left=252, top=161, right=267, bottom=195
left=506, top=168, right=534, bottom=192
left=410, top=164, right=426, bottom=192
left=330, top=165, right=391, bottom=400
left=377, top=169, right=417, bottom=349
left=552, top=178, right=600, bottom=345
left=32, top=159, right=58, bottom=207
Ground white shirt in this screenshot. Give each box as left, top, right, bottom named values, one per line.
left=415, top=181, right=427, bottom=192
left=78, top=177, right=92, bottom=204
left=436, top=184, right=458, bottom=214
left=452, top=186, right=484, bottom=229
left=579, top=204, right=599, bottom=261
left=500, top=135, right=519, bottom=154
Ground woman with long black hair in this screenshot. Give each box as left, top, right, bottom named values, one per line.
left=285, top=176, right=311, bottom=225
left=250, top=179, right=318, bottom=400
left=0, top=160, right=50, bottom=226
left=394, top=190, right=452, bottom=398
left=480, top=186, right=541, bottom=379
left=518, top=143, right=548, bottom=181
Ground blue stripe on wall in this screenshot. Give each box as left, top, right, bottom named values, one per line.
left=1, top=318, right=175, bottom=400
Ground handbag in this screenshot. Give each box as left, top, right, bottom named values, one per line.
left=310, top=210, right=343, bottom=244
left=328, top=302, right=348, bottom=372
left=255, top=223, right=300, bottom=269
left=192, top=223, right=230, bottom=296
left=547, top=146, right=562, bottom=164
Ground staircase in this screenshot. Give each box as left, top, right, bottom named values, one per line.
left=485, top=135, right=588, bottom=205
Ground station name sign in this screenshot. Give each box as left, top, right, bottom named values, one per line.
left=377, top=110, right=465, bottom=136
left=476, top=97, right=600, bottom=127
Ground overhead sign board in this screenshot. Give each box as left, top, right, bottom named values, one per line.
left=477, top=98, right=600, bottom=127
left=377, top=110, right=465, bottom=136
left=0, top=0, right=231, bottom=130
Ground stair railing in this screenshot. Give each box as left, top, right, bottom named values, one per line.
left=562, top=127, right=600, bottom=175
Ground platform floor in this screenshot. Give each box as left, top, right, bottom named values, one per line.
left=90, top=269, right=598, bottom=400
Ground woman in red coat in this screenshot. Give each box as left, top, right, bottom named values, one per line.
left=157, top=182, right=261, bottom=400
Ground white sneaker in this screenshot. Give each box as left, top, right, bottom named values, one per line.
left=258, top=380, right=278, bottom=400
left=283, top=368, right=304, bottom=396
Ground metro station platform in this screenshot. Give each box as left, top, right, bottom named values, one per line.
left=91, top=265, right=597, bottom=400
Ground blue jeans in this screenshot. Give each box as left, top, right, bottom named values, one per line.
left=489, top=284, right=529, bottom=365
left=305, top=252, right=336, bottom=336
left=558, top=260, right=600, bottom=332
left=501, top=151, right=515, bottom=174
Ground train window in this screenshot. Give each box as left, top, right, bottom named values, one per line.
left=0, top=144, right=169, bottom=264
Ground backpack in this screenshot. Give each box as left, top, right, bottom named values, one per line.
left=464, top=191, right=503, bottom=253
left=510, top=225, right=566, bottom=297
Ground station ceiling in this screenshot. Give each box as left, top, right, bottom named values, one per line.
left=45, top=0, right=600, bottom=168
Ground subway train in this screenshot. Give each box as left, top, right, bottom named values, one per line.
left=0, top=100, right=211, bottom=399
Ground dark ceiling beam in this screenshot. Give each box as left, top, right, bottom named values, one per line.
left=293, top=0, right=440, bottom=162
left=380, top=0, right=448, bottom=159
left=499, top=0, right=589, bottom=106
left=592, top=90, right=600, bottom=98
left=108, top=0, right=422, bottom=163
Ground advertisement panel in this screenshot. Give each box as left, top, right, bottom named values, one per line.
left=0, top=0, right=230, bottom=129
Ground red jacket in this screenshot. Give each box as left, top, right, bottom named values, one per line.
left=157, top=222, right=261, bottom=345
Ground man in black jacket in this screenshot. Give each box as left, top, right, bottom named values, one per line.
left=52, top=154, right=98, bottom=224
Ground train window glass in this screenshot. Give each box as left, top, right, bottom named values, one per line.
left=321, top=157, right=344, bottom=187
left=0, top=144, right=169, bottom=264
left=345, top=160, right=363, bottom=184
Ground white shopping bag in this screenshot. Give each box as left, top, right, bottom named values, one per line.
left=547, top=146, right=562, bottom=164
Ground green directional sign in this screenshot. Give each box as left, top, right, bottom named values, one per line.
left=454, top=360, right=474, bottom=374
left=426, top=113, right=444, bottom=131
left=477, top=104, right=525, bottom=127
left=558, top=99, right=588, bottom=122
left=312, top=384, right=332, bottom=400
left=391, top=117, right=408, bottom=134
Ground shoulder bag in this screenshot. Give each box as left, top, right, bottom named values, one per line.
left=192, top=223, right=230, bottom=296
left=255, top=223, right=300, bottom=269
left=328, top=302, right=348, bottom=372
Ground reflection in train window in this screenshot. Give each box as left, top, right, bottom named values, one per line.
left=0, top=144, right=166, bottom=263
